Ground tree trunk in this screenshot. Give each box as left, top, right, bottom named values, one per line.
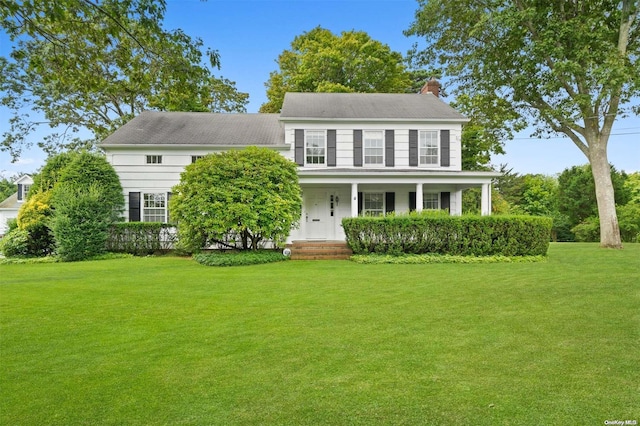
left=589, top=142, right=622, bottom=248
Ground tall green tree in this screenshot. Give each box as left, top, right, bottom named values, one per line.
left=260, top=27, right=412, bottom=113
left=407, top=0, right=639, bottom=248
left=0, top=0, right=248, bottom=159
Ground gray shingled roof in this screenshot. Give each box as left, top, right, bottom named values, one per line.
left=280, top=92, right=467, bottom=121
left=100, top=111, right=284, bottom=146
left=0, top=193, right=18, bottom=209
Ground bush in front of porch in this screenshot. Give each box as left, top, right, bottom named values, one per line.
left=342, top=214, right=552, bottom=256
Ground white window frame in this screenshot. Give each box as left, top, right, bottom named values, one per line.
left=143, top=193, right=167, bottom=222
left=362, top=192, right=385, bottom=217
left=305, top=130, right=326, bottom=166
left=423, top=192, right=440, bottom=210
left=419, top=131, right=439, bottom=166
left=363, top=130, right=384, bottom=166
left=146, top=155, right=162, bottom=164
left=191, top=155, right=204, bottom=163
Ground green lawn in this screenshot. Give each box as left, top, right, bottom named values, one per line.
left=1, top=244, right=638, bottom=425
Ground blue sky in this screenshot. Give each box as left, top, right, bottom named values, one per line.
left=1, top=0, right=638, bottom=178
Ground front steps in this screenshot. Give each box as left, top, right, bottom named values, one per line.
left=287, top=240, right=353, bottom=260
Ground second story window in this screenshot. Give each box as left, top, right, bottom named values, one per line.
left=419, top=131, right=438, bottom=165
left=146, top=155, right=162, bottom=164
left=363, top=131, right=384, bottom=165
left=305, top=130, right=325, bottom=165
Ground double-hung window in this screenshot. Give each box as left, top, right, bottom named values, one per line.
left=419, top=131, right=438, bottom=165
left=423, top=193, right=440, bottom=210
left=363, top=192, right=384, bottom=217
left=305, top=130, right=326, bottom=165
left=363, top=130, right=384, bottom=165
left=143, top=193, right=166, bottom=222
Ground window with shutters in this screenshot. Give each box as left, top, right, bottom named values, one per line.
left=143, top=193, right=166, bottom=222
left=305, top=130, right=326, bottom=165
left=363, top=192, right=384, bottom=216
left=419, top=131, right=438, bottom=165
left=363, top=130, right=384, bottom=165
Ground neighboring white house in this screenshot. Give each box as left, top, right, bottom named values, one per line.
left=100, top=87, right=500, bottom=242
left=0, top=175, right=33, bottom=237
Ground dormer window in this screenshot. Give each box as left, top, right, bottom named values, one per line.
left=17, top=184, right=30, bottom=201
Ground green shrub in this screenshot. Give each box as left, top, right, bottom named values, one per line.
left=571, top=216, right=600, bottom=242
left=193, top=250, right=289, bottom=267
left=342, top=213, right=552, bottom=256
left=0, top=228, right=30, bottom=257
left=51, top=184, right=113, bottom=261
left=16, top=191, right=55, bottom=256
left=107, top=223, right=177, bottom=255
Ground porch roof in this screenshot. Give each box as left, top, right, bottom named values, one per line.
left=297, top=168, right=500, bottom=186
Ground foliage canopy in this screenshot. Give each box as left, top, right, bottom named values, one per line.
left=260, top=27, right=412, bottom=113
left=0, top=0, right=249, bottom=159
left=406, top=0, right=639, bottom=247
left=170, top=147, right=302, bottom=251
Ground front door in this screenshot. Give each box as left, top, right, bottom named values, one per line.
left=306, top=190, right=331, bottom=239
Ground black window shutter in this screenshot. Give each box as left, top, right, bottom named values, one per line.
left=294, top=129, right=304, bottom=166
left=166, top=192, right=172, bottom=223
left=129, top=192, right=141, bottom=222
left=385, top=130, right=395, bottom=167
left=440, top=192, right=450, bottom=212
left=353, top=130, right=363, bottom=167
left=440, top=130, right=450, bottom=167
left=17, top=184, right=23, bottom=201
left=409, top=192, right=416, bottom=211
left=409, top=130, right=418, bottom=167
left=385, top=192, right=395, bottom=213
left=358, top=192, right=363, bottom=215
left=327, top=130, right=337, bottom=167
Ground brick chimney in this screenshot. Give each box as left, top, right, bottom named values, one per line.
left=420, top=77, right=441, bottom=97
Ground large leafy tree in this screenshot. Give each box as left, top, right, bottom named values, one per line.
left=557, top=164, right=630, bottom=229
left=260, top=27, right=412, bottom=113
left=0, top=0, right=249, bottom=159
left=407, top=0, right=639, bottom=248
left=170, top=147, right=302, bottom=251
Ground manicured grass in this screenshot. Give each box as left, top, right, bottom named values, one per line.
left=1, top=244, right=638, bottom=425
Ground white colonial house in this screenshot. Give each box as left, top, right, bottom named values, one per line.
left=0, top=175, right=33, bottom=236
left=100, top=87, right=499, bottom=243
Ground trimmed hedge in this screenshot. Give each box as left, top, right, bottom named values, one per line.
left=107, top=223, right=177, bottom=255
left=193, top=250, right=289, bottom=267
left=342, top=214, right=552, bottom=256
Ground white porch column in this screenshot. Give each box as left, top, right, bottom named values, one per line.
left=481, top=183, right=492, bottom=215
left=351, top=183, right=359, bottom=217
left=416, top=183, right=423, bottom=212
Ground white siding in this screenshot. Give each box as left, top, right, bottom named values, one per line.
left=283, top=121, right=463, bottom=170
